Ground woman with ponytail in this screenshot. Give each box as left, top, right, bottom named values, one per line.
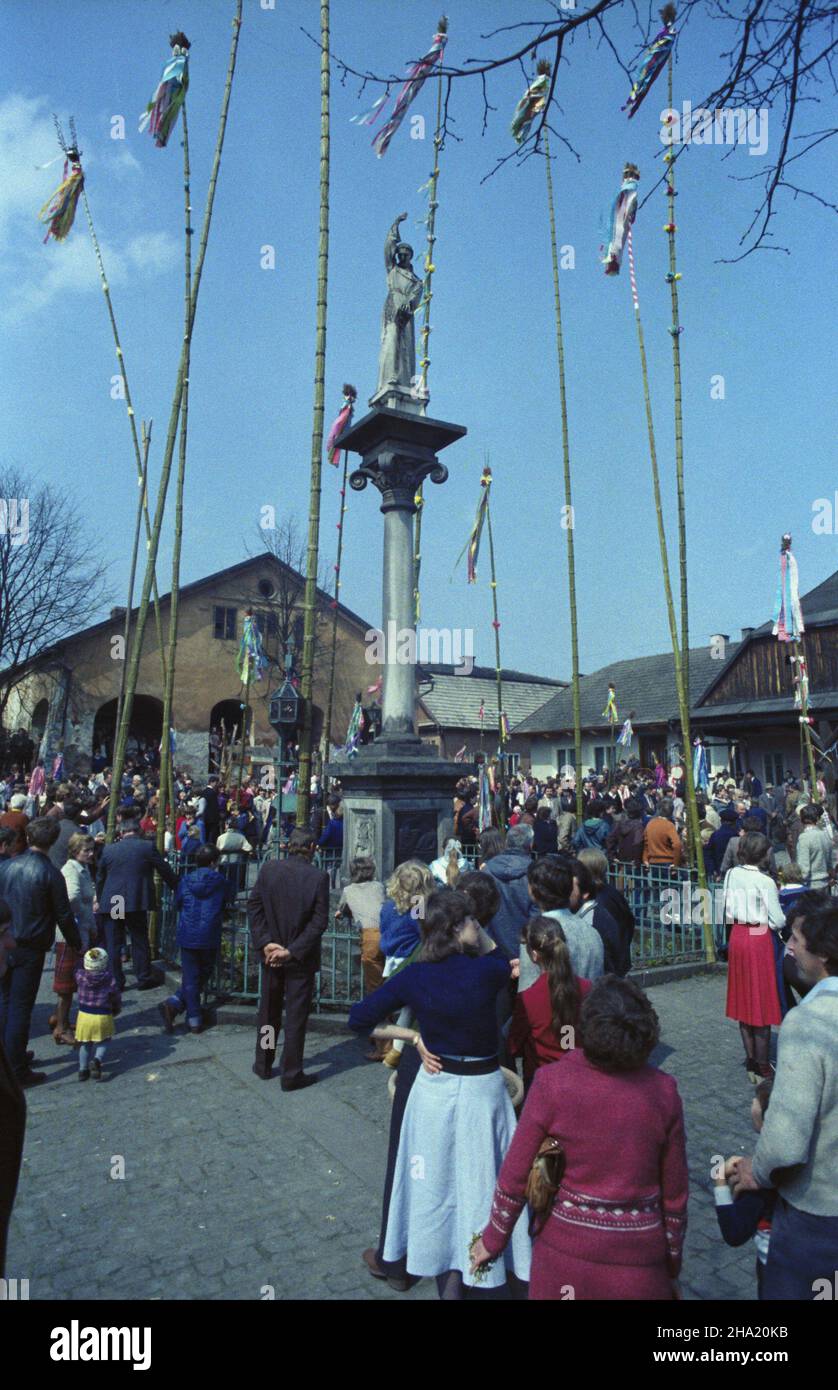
left=508, top=916, right=592, bottom=1087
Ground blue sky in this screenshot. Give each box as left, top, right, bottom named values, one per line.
left=2, top=0, right=836, bottom=686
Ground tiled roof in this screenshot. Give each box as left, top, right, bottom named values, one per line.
left=418, top=666, right=566, bottom=731
left=514, top=645, right=739, bottom=735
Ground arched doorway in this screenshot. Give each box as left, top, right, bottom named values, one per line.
left=209, top=699, right=252, bottom=776
left=93, top=695, right=163, bottom=763
left=31, top=698, right=49, bottom=749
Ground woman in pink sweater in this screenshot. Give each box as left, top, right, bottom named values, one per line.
left=472, top=976, right=689, bottom=1299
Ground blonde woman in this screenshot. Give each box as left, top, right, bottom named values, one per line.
left=379, top=859, right=435, bottom=1068
left=429, top=839, right=466, bottom=888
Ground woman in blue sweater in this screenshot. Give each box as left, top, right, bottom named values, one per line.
left=349, top=888, right=531, bottom=1298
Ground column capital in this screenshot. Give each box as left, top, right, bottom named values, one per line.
left=350, top=450, right=448, bottom=513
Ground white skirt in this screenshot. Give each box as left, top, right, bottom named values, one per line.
left=383, top=1067, right=531, bottom=1288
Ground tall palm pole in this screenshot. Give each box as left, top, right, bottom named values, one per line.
left=296, top=0, right=331, bottom=831
left=626, top=226, right=713, bottom=962
left=665, top=42, right=689, bottom=701
left=157, top=104, right=193, bottom=859
left=544, top=125, right=583, bottom=821
left=412, top=37, right=446, bottom=622
left=79, top=184, right=169, bottom=725
left=321, top=449, right=349, bottom=789
left=108, top=1, right=244, bottom=839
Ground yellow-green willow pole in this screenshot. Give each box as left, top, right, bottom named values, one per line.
left=80, top=184, right=168, bottom=699
left=483, top=480, right=505, bottom=760
left=296, top=0, right=331, bottom=831
left=544, top=130, right=583, bottom=823
left=626, top=226, right=713, bottom=963
left=322, top=448, right=349, bottom=791
left=119, top=419, right=151, bottom=755
left=158, top=103, right=193, bottom=861
left=413, top=33, right=446, bottom=622
left=108, top=1, right=244, bottom=839
left=665, top=44, right=690, bottom=719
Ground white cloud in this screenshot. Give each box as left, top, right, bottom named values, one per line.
left=0, top=93, right=63, bottom=246
left=126, top=231, right=178, bottom=274
left=0, top=94, right=177, bottom=326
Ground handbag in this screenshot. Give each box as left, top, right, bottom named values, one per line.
left=525, top=1135, right=565, bottom=1238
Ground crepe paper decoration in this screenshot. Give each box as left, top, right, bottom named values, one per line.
left=326, top=384, right=357, bottom=465
left=358, top=18, right=448, bottom=159
left=478, top=766, right=493, bottom=831
left=617, top=717, right=634, bottom=748
left=668, top=325, right=684, bottom=336
left=139, top=32, right=191, bottom=148
left=624, top=4, right=676, bottom=119
left=344, top=697, right=366, bottom=758
left=692, top=738, right=709, bottom=792
left=602, top=685, right=619, bottom=723
left=52, top=752, right=65, bottom=781
left=501, top=712, right=511, bottom=743
left=38, top=147, right=84, bottom=243
left=790, top=654, right=810, bottom=710
left=454, top=745, right=467, bottom=762
left=236, top=610, right=267, bottom=685
left=511, top=59, right=551, bottom=145
left=772, top=534, right=805, bottom=642
left=456, top=466, right=492, bottom=583
left=602, top=163, right=640, bottom=276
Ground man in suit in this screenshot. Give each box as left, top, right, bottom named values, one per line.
left=249, top=827, right=329, bottom=1091
left=0, top=817, right=80, bottom=1086
left=96, top=806, right=178, bottom=990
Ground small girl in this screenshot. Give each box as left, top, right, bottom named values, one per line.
left=378, top=860, right=435, bottom=1069
left=508, top=915, right=592, bottom=1088
left=74, top=948, right=121, bottom=1081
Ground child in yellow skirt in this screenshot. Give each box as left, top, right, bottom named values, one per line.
left=74, top=947, right=121, bottom=1081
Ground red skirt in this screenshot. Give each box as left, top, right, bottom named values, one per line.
left=530, top=1246, right=674, bottom=1300
left=725, top=923, right=782, bottom=1026
left=53, top=942, right=79, bottom=996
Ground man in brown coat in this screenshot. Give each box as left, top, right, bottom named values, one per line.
left=249, top=827, right=329, bottom=1090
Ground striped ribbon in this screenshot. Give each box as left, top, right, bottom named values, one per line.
left=627, top=226, right=640, bottom=311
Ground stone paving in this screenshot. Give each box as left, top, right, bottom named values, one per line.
left=6, top=964, right=761, bottom=1301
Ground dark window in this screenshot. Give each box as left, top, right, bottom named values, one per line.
left=256, top=609, right=280, bottom=640
left=556, top=746, right=576, bottom=770
left=213, top=606, right=237, bottom=641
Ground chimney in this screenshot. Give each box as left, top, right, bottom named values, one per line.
left=110, top=606, right=126, bottom=621
left=741, top=626, right=754, bottom=642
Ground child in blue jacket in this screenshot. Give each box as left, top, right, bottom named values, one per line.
left=712, top=1078, right=777, bottom=1297
left=159, top=845, right=235, bottom=1035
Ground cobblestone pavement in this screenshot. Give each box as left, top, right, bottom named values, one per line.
left=6, top=965, right=760, bottom=1301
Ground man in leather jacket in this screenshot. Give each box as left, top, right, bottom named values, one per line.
left=0, top=817, right=80, bottom=1087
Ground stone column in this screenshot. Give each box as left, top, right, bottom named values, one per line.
left=381, top=492, right=417, bottom=737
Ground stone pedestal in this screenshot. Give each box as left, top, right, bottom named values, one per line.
left=327, top=404, right=466, bottom=884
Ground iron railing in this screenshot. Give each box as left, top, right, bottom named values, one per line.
left=156, top=853, right=720, bottom=1013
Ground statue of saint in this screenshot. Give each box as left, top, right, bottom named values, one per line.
left=377, top=213, right=424, bottom=394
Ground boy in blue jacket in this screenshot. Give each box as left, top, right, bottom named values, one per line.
left=159, top=846, right=235, bottom=1035
left=712, top=1078, right=777, bottom=1297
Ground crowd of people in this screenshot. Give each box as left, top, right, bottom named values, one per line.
left=0, top=737, right=836, bottom=1302
left=0, top=744, right=341, bottom=1092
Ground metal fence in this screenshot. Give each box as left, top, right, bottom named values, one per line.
left=155, top=853, right=719, bottom=1014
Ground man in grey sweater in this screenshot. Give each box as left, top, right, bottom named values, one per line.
left=733, top=904, right=838, bottom=1298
